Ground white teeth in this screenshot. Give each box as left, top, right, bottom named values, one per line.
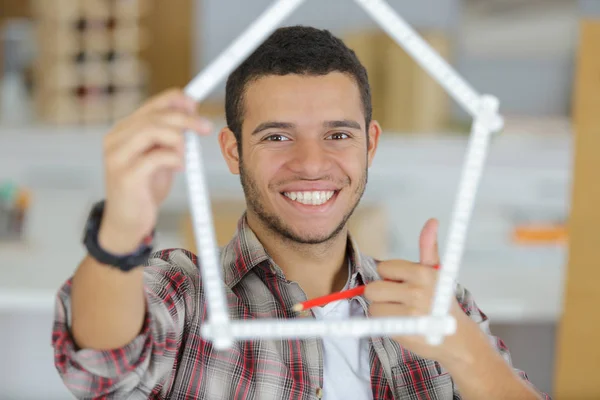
left=283, top=191, right=335, bottom=205
left=312, top=192, right=321, bottom=205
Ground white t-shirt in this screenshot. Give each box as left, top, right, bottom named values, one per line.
left=311, top=276, right=373, bottom=400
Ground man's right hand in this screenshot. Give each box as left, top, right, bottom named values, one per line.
left=98, top=89, right=214, bottom=254
left=70, top=89, right=214, bottom=351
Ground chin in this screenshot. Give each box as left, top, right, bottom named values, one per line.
left=285, top=231, right=338, bottom=245
left=281, top=220, right=345, bottom=245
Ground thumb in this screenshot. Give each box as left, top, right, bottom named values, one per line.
left=419, top=218, right=440, bottom=267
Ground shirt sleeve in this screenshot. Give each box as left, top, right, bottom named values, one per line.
left=51, top=249, right=200, bottom=399
left=455, top=283, right=552, bottom=400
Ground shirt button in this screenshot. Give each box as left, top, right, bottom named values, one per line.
left=316, top=387, right=323, bottom=398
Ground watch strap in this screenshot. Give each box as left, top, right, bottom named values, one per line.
left=83, top=201, right=154, bottom=271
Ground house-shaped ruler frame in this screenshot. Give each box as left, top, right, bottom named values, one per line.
left=183, top=0, right=504, bottom=350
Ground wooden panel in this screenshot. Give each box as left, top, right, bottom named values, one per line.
left=382, top=30, right=451, bottom=133
left=30, top=0, right=151, bottom=124
left=554, top=19, right=600, bottom=399
left=141, top=0, right=194, bottom=95
left=343, top=30, right=387, bottom=126
left=0, top=0, right=31, bottom=19
left=343, top=30, right=452, bottom=133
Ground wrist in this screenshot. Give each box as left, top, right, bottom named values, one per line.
left=83, top=200, right=154, bottom=271
left=98, top=221, right=149, bottom=255
left=438, top=314, right=487, bottom=372
left=438, top=339, right=478, bottom=373
left=439, top=327, right=539, bottom=400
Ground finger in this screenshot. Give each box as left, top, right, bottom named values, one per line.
left=135, top=88, right=197, bottom=115
left=364, top=280, right=431, bottom=308
left=105, top=109, right=214, bottom=155
left=153, top=110, right=214, bottom=135
left=130, top=149, right=184, bottom=180
left=103, top=117, right=134, bottom=152
left=377, top=260, right=434, bottom=286
left=107, top=125, right=185, bottom=170
left=419, top=218, right=440, bottom=267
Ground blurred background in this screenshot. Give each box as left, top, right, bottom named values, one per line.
left=0, top=0, right=597, bottom=398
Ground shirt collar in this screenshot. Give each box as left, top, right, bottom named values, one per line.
left=220, top=214, right=381, bottom=289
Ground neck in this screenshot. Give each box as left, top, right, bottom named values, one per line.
left=246, top=212, right=349, bottom=300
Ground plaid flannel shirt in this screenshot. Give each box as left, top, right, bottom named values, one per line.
left=52, top=216, right=549, bottom=399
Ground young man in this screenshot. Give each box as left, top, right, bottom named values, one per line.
left=52, top=26, right=549, bottom=399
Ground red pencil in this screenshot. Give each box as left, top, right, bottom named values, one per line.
left=292, top=264, right=440, bottom=312
left=292, top=285, right=366, bottom=312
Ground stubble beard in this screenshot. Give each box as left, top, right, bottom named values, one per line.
left=239, top=163, right=367, bottom=245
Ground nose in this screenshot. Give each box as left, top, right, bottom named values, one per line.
left=286, top=138, right=334, bottom=177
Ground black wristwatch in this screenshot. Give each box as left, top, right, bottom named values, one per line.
left=82, top=200, right=154, bottom=271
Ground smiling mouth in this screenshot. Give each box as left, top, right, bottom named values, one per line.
left=281, top=190, right=338, bottom=206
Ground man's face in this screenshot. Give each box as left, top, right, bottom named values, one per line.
left=222, top=72, right=380, bottom=244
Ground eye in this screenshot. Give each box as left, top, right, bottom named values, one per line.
left=327, top=132, right=350, bottom=140
left=264, top=134, right=290, bottom=142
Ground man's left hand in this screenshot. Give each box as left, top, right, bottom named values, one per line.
left=364, top=218, right=484, bottom=366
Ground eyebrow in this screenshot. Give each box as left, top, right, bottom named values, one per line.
left=251, top=121, right=295, bottom=135
left=323, top=119, right=362, bottom=130
left=251, top=119, right=362, bottom=135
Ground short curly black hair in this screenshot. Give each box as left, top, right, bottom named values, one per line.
left=225, top=25, right=372, bottom=148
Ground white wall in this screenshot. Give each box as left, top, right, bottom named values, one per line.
left=0, top=312, right=75, bottom=399
left=580, top=0, right=600, bottom=16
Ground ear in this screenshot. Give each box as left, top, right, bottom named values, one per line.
left=366, top=120, right=382, bottom=168
left=218, top=127, right=241, bottom=175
